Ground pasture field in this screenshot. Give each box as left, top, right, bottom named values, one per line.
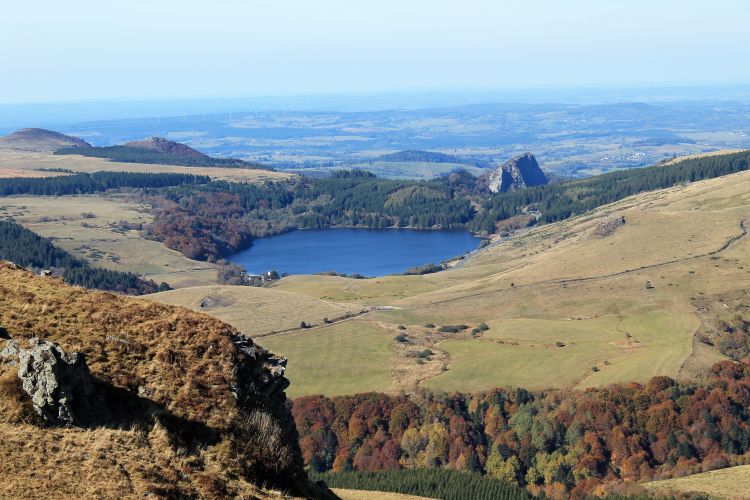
left=645, top=464, right=750, bottom=498
left=0, top=194, right=222, bottom=288
left=148, top=285, right=356, bottom=337
left=0, top=149, right=293, bottom=183
left=260, top=320, right=393, bottom=398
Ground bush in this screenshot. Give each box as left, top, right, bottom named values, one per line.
left=403, top=263, right=443, bottom=275
left=417, top=349, right=433, bottom=359
left=438, top=325, right=469, bottom=333
left=394, top=334, right=407, bottom=343
left=424, top=323, right=436, bottom=328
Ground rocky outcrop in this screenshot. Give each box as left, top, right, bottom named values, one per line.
left=124, top=137, right=208, bottom=158
left=488, top=152, right=548, bottom=193
left=4, top=338, right=96, bottom=425
left=593, top=216, right=626, bottom=238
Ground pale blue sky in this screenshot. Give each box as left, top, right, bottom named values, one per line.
left=1, top=0, right=748, bottom=103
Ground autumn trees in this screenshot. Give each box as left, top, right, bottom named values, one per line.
left=293, top=359, right=750, bottom=497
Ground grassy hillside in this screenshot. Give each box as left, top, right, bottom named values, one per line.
left=645, top=464, right=750, bottom=498
left=266, top=163, right=750, bottom=395
left=149, top=284, right=356, bottom=336
left=0, top=148, right=293, bottom=183
left=0, top=262, right=329, bottom=498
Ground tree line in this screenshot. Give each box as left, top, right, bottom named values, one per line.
left=55, top=145, right=270, bottom=169
left=0, top=220, right=168, bottom=295
left=293, top=358, right=750, bottom=497
left=310, top=469, right=531, bottom=500
left=0, top=171, right=209, bottom=196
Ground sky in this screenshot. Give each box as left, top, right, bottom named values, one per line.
left=1, top=0, right=749, bottom=104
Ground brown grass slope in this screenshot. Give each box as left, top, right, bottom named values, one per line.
left=0, top=262, right=330, bottom=499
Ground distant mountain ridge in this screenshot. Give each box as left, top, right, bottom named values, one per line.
left=0, top=128, right=91, bottom=152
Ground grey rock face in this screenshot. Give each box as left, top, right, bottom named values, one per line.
left=14, top=338, right=96, bottom=425
left=1, top=339, right=20, bottom=365
left=488, top=152, right=548, bottom=193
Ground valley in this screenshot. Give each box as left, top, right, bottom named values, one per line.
left=2, top=128, right=750, bottom=498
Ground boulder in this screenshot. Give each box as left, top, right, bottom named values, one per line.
left=1, top=339, right=20, bottom=365
left=15, top=338, right=96, bottom=425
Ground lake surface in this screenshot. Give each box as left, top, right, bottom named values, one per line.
left=228, top=228, right=481, bottom=276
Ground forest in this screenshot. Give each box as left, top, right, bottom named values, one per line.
left=146, top=171, right=475, bottom=259
left=0, top=220, right=169, bottom=295
left=293, top=359, right=750, bottom=497
left=0, top=171, right=209, bottom=196
left=375, top=150, right=470, bottom=164
left=55, top=145, right=269, bottom=169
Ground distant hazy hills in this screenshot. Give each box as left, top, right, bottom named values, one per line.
left=376, top=149, right=467, bottom=164
left=0, top=128, right=91, bottom=152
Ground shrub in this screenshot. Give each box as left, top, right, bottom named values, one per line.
left=438, top=325, right=469, bottom=334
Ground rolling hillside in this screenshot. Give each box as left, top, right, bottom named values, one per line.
left=152, top=155, right=750, bottom=397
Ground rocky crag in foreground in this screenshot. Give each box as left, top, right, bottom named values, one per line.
left=487, top=152, right=549, bottom=193
left=0, top=261, right=331, bottom=499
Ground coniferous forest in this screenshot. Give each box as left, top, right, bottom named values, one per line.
left=0, top=220, right=168, bottom=295
left=310, top=469, right=532, bottom=500
left=0, top=171, right=209, bottom=196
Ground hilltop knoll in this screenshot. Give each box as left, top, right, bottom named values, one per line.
left=0, top=128, right=91, bottom=152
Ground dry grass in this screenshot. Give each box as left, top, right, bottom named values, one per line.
left=0, top=263, right=325, bottom=498
left=333, top=489, right=435, bottom=500
left=644, top=464, right=750, bottom=498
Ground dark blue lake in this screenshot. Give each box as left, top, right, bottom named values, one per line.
left=228, top=228, right=481, bottom=276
